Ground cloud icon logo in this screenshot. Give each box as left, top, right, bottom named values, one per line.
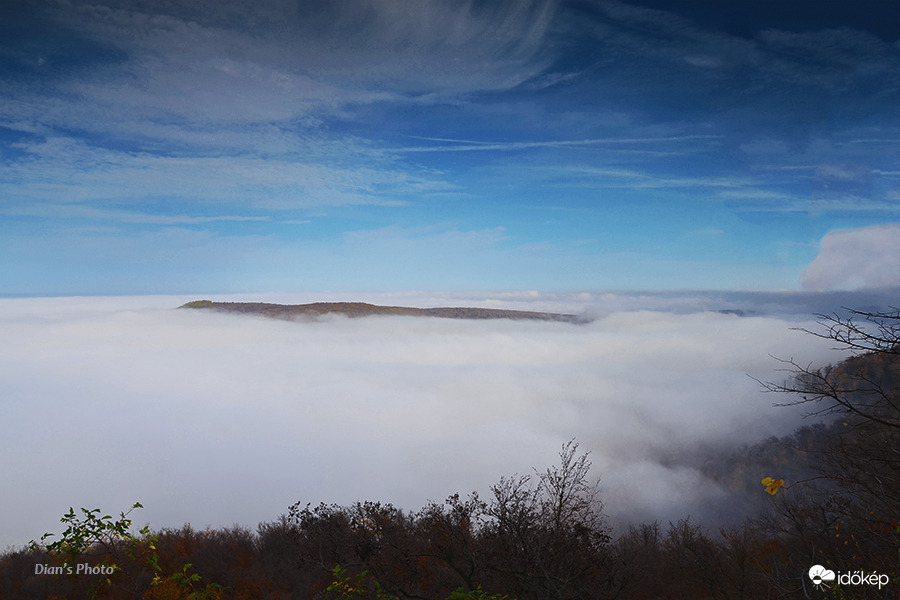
left=809, top=565, right=836, bottom=588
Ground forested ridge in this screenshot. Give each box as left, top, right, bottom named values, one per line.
left=179, top=300, right=585, bottom=323
left=3, top=309, right=898, bottom=599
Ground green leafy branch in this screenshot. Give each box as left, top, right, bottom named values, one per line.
left=31, top=502, right=224, bottom=599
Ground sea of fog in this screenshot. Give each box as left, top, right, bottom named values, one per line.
left=3, top=289, right=892, bottom=551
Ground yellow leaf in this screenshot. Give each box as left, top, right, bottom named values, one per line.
left=761, top=477, right=784, bottom=495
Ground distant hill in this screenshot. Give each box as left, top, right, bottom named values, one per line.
left=179, top=300, right=586, bottom=323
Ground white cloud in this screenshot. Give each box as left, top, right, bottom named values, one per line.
left=0, top=296, right=843, bottom=549
left=800, top=224, right=900, bottom=291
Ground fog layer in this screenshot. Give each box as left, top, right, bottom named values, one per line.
left=0, top=294, right=847, bottom=549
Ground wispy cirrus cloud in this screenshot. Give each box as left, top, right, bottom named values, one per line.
left=582, top=0, right=900, bottom=94
left=396, top=135, right=723, bottom=153
left=1, top=0, right=559, bottom=214
left=0, top=135, right=449, bottom=210
left=8, top=0, right=559, bottom=136
left=0, top=201, right=273, bottom=225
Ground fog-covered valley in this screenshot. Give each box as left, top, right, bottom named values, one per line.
left=0, top=290, right=867, bottom=551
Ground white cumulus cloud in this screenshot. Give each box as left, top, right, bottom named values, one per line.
left=800, top=223, right=900, bottom=291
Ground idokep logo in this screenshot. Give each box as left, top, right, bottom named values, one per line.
left=808, top=564, right=890, bottom=591
left=808, top=565, right=835, bottom=590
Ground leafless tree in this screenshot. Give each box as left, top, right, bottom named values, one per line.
left=481, top=439, right=612, bottom=600
left=755, top=306, right=900, bottom=597
left=761, top=307, right=900, bottom=426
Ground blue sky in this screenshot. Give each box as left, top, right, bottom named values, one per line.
left=2, top=0, right=900, bottom=295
